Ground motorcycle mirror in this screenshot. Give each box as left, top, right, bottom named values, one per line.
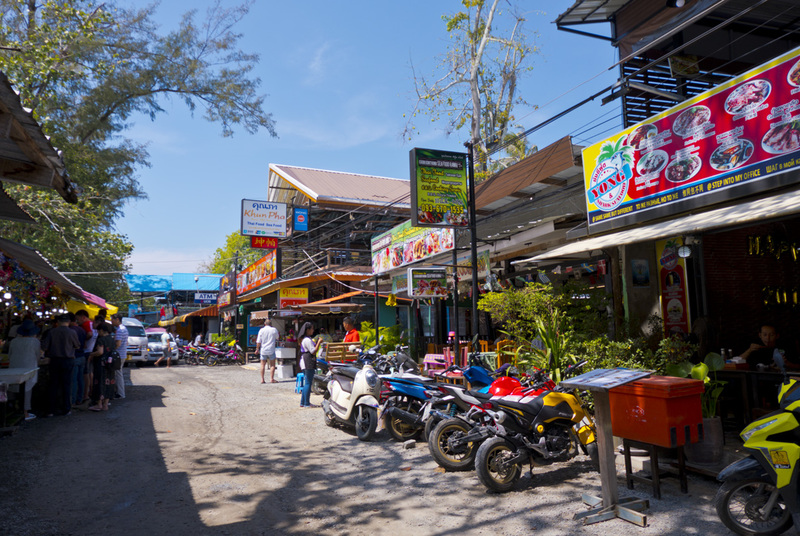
left=773, top=349, right=788, bottom=382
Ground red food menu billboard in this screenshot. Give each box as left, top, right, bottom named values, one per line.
left=584, top=46, right=800, bottom=232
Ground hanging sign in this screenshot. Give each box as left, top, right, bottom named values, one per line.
left=278, top=287, right=309, bottom=308
left=237, top=250, right=281, bottom=295
left=371, top=220, right=454, bottom=275
left=410, top=148, right=469, bottom=227
left=241, top=199, right=287, bottom=237
left=194, top=292, right=217, bottom=304
left=584, top=45, right=800, bottom=233
left=251, top=236, right=278, bottom=249
left=656, top=237, right=691, bottom=337
left=293, top=207, right=309, bottom=232
left=407, top=268, right=449, bottom=298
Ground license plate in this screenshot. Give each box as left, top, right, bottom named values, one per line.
left=770, top=450, right=790, bottom=468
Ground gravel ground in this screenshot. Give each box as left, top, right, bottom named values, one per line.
left=0, top=362, right=743, bottom=535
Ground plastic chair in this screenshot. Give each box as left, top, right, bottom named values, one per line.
left=295, top=374, right=304, bottom=394
left=479, top=340, right=489, bottom=353
left=496, top=339, right=515, bottom=369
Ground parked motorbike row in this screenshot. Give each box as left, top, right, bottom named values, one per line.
left=715, top=351, right=800, bottom=536
left=180, top=341, right=244, bottom=366
left=318, top=346, right=599, bottom=493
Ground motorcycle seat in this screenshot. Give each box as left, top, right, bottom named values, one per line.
left=331, top=366, right=361, bottom=379
left=332, top=375, right=355, bottom=394
left=465, top=390, right=493, bottom=401
left=495, top=395, right=544, bottom=416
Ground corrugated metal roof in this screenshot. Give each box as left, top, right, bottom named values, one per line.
left=0, top=71, right=77, bottom=202
left=269, top=164, right=411, bottom=209
left=474, top=136, right=579, bottom=211
left=172, top=273, right=222, bottom=291
left=555, top=0, right=634, bottom=25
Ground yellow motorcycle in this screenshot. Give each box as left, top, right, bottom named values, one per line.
left=715, top=352, right=800, bottom=535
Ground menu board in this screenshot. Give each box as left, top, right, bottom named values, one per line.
left=407, top=268, right=449, bottom=298
left=560, top=368, right=651, bottom=392
left=584, top=45, right=800, bottom=233
left=371, top=220, right=454, bottom=275
left=410, top=148, right=470, bottom=227
left=236, top=250, right=280, bottom=295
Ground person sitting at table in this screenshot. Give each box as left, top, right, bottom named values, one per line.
left=740, top=324, right=797, bottom=370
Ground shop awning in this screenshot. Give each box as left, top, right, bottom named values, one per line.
left=158, top=304, right=218, bottom=326
left=237, top=271, right=372, bottom=303
left=291, top=303, right=364, bottom=315
left=517, top=188, right=800, bottom=263
left=0, top=183, right=35, bottom=224
left=250, top=310, right=270, bottom=320
left=0, top=237, right=106, bottom=306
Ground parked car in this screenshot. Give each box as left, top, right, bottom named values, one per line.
left=122, top=317, right=148, bottom=365
left=143, top=327, right=178, bottom=364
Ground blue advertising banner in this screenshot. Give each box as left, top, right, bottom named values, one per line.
left=294, top=207, right=309, bottom=232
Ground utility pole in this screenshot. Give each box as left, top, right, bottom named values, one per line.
left=465, top=141, right=480, bottom=337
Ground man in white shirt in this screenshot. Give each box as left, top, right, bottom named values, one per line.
left=255, top=319, right=280, bottom=384
left=155, top=329, right=172, bottom=368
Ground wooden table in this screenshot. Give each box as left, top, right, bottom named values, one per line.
left=716, top=369, right=796, bottom=427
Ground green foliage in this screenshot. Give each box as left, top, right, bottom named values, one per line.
left=198, top=230, right=262, bottom=274
left=404, top=0, right=539, bottom=177
left=358, top=321, right=407, bottom=354
left=574, top=336, right=662, bottom=374
left=478, top=282, right=569, bottom=342
left=666, top=349, right=727, bottom=419
left=0, top=0, right=275, bottom=299
left=515, top=311, right=576, bottom=384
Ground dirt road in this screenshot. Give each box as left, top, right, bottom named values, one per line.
left=0, top=363, right=732, bottom=535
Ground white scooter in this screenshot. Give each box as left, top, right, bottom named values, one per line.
left=322, top=363, right=382, bottom=441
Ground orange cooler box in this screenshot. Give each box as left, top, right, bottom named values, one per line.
left=609, top=376, right=704, bottom=448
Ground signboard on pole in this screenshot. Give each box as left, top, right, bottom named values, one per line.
left=278, top=287, right=309, bottom=308
left=194, top=292, right=217, bottom=304
left=371, top=220, right=454, bottom=275
left=241, top=199, right=287, bottom=237
left=583, top=45, right=800, bottom=233
left=410, top=148, right=469, bottom=227
left=407, top=268, right=449, bottom=298
left=236, top=250, right=281, bottom=295
left=293, top=207, right=309, bottom=232
left=656, top=237, right=691, bottom=337
left=250, top=236, right=278, bottom=249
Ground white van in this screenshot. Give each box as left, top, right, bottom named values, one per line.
left=121, top=317, right=148, bottom=364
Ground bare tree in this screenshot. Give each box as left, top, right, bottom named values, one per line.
left=404, top=0, right=538, bottom=179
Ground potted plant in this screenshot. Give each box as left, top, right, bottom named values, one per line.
left=666, top=351, right=727, bottom=464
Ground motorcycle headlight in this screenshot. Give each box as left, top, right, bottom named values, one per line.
left=364, top=368, right=379, bottom=388
left=741, top=418, right=778, bottom=442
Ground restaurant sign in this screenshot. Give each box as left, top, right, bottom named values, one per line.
left=278, top=287, right=309, bottom=308
left=454, top=249, right=491, bottom=281
left=656, top=237, right=691, bottom=337
left=241, top=199, right=287, bottom=237
left=584, top=45, right=800, bottom=233
left=407, top=268, right=449, bottom=298
left=410, top=148, right=469, bottom=228
left=236, top=250, right=281, bottom=295
left=371, top=220, right=454, bottom=275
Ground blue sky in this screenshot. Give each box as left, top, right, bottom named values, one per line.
left=118, top=1, right=620, bottom=275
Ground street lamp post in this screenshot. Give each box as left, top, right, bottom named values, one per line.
left=465, top=141, right=480, bottom=337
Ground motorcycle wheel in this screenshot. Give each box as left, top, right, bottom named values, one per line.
left=311, top=378, right=326, bottom=396
left=475, top=436, right=522, bottom=493
left=323, top=410, right=335, bottom=427
left=714, top=477, right=792, bottom=536
left=354, top=406, right=378, bottom=441
left=428, top=418, right=477, bottom=471
left=384, top=396, right=423, bottom=442
left=206, top=355, right=218, bottom=367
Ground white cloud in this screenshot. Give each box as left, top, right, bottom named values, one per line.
left=304, top=42, right=333, bottom=86
left=127, top=248, right=215, bottom=275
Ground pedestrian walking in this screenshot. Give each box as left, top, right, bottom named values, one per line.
left=297, top=322, right=321, bottom=408
left=255, top=319, right=280, bottom=383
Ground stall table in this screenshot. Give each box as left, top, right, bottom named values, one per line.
left=0, top=367, right=37, bottom=433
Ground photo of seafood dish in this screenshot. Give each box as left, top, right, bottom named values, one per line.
left=724, top=79, right=771, bottom=115
left=628, top=124, right=657, bottom=150
left=636, top=150, right=668, bottom=175
left=788, top=59, right=800, bottom=87
left=417, top=279, right=448, bottom=297
left=441, top=230, right=454, bottom=250
left=665, top=154, right=701, bottom=183
left=390, top=245, right=404, bottom=268
left=425, top=230, right=441, bottom=255
left=710, top=139, right=754, bottom=171
left=762, top=120, right=800, bottom=154
left=672, top=106, right=711, bottom=137
left=413, top=238, right=425, bottom=260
